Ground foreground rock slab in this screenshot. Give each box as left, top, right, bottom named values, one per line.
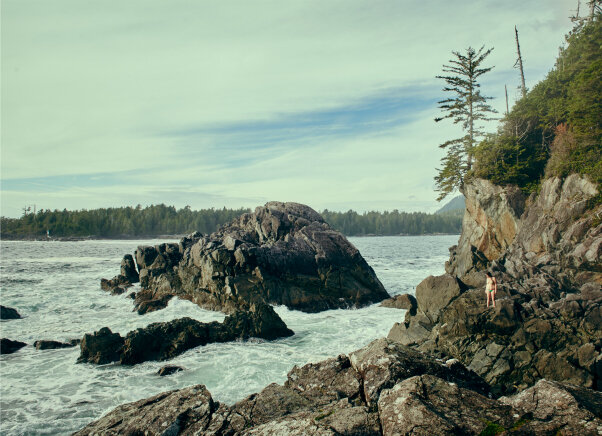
left=103, top=202, right=389, bottom=315
left=77, top=303, right=293, bottom=365
left=73, top=385, right=219, bottom=436
left=75, top=337, right=602, bottom=435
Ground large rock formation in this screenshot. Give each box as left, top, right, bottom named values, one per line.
left=389, top=175, right=602, bottom=394
left=75, top=338, right=602, bottom=435
left=103, top=202, right=389, bottom=314
left=77, top=303, right=293, bottom=365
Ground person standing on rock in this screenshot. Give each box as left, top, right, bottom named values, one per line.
left=485, top=272, right=497, bottom=308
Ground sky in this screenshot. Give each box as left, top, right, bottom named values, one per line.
left=1, top=0, right=577, bottom=218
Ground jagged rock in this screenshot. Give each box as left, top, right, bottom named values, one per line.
left=99, top=254, right=139, bottom=295
left=100, top=275, right=131, bottom=295
left=500, top=379, right=602, bottom=434
left=157, top=365, right=184, bottom=376
left=378, top=375, right=515, bottom=435
left=1, top=338, right=27, bottom=354
left=395, top=175, right=602, bottom=394
left=379, top=293, right=417, bottom=314
left=77, top=327, right=124, bottom=364
left=415, top=274, right=462, bottom=323
left=105, top=202, right=389, bottom=315
left=120, top=254, right=139, bottom=283
left=133, top=290, right=173, bottom=314
left=78, top=303, right=293, bottom=365
left=243, top=400, right=381, bottom=436
left=75, top=333, right=602, bottom=435
left=33, top=340, right=77, bottom=350
left=348, top=338, right=490, bottom=407
left=447, top=178, right=525, bottom=281
left=73, top=385, right=219, bottom=436
left=0, top=305, right=21, bottom=320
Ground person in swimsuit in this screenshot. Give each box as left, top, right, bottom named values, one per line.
left=485, top=271, right=497, bottom=308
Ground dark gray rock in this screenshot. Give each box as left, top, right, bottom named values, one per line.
left=1, top=338, right=27, bottom=354
left=378, top=375, right=514, bottom=435
left=348, top=338, right=490, bottom=407
left=157, top=365, right=184, bottom=376
left=78, top=303, right=293, bottom=365
left=0, top=305, right=21, bottom=320
left=73, top=385, right=218, bottom=436
left=77, top=327, right=124, bottom=364
left=34, top=340, right=77, bottom=350
left=379, top=293, right=417, bottom=314
left=393, top=176, right=602, bottom=394
left=500, top=379, right=602, bottom=434
left=107, top=202, right=389, bottom=315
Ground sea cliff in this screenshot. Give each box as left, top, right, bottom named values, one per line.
left=76, top=176, right=602, bottom=435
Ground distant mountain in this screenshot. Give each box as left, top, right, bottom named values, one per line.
left=435, top=195, right=465, bottom=214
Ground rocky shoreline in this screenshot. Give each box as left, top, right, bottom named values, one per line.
left=73, top=177, right=602, bottom=434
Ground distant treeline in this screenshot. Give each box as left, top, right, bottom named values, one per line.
left=322, top=209, right=462, bottom=236
left=0, top=204, right=463, bottom=239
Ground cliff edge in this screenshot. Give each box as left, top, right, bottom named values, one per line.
left=389, top=175, right=601, bottom=394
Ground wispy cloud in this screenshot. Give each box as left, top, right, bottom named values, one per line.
left=1, top=0, right=576, bottom=217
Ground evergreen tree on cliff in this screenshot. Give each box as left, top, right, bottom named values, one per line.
left=434, top=46, right=497, bottom=200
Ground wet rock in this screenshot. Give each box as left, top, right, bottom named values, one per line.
left=33, top=340, right=77, bottom=350
left=73, top=385, right=218, bottom=436
left=79, top=303, right=293, bottom=365
left=77, top=327, right=124, bottom=364
left=107, top=202, right=389, bottom=315
left=0, top=305, right=21, bottom=320
left=157, top=365, right=184, bottom=376
left=0, top=338, right=27, bottom=354
left=379, top=293, right=417, bottom=314
left=120, top=254, right=139, bottom=283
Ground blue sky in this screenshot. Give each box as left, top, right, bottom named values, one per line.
left=1, top=0, right=576, bottom=217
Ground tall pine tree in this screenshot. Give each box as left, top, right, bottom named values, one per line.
left=434, top=46, right=497, bottom=200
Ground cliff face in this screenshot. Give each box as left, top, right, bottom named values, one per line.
left=390, top=175, right=602, bottom=394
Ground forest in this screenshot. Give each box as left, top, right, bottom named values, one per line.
left=0, top=204, right=462, bottom=239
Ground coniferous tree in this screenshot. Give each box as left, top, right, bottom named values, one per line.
left=434, top=46, right=497, bottom=200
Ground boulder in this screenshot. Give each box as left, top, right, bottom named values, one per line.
left=105, top=202, right=389, bottom=315
left=348, top=338, right=489, bottom=407
left=378, top=375, right=514, bottom=435
left=78, top=303, right=293, bottom=365
left=0, top=338, right=27, bottom=354
left=0, top=305, right=21, bottom=320
left=77, top=327, right=124, bottom=364
left=157, top=365, right=184, bottom=376
left=500, top=379, right=602, bottom=434
left=120, top=254, right=139, bottom=283
left=379, top=293, right=417, bottom=314
left=415, top=274, right=462, bottom=323
left=34, top=340, right=77, bottom=350
left=73, top=385, right=219, bottom=436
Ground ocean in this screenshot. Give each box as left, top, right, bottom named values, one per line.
left=0, top=235, right=457, bottom=435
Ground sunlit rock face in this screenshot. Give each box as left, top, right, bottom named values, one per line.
left=102, top=201, right=389, bottom=315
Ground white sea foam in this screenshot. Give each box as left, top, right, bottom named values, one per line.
left=0, top=235, right=458, bottom=435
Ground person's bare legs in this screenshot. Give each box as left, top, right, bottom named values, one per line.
left=492, top=291, right=496, bottom=307
left=486, top=291, right=491, bottom=307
